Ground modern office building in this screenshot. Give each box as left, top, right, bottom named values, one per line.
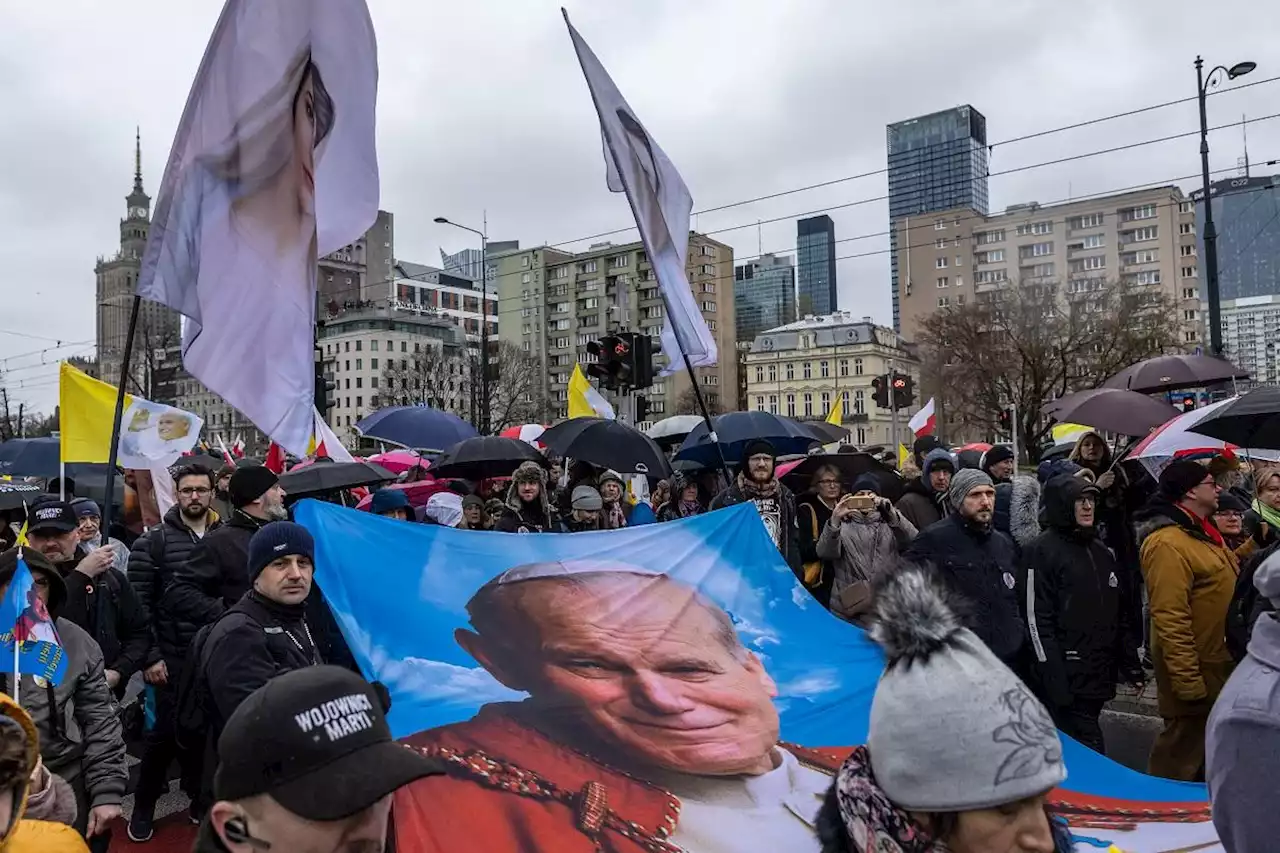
left=1219, top=294, right=1280, bottom=386
left=1193, top=174, right=1280, bottom=302
left=893, top=185, right=1203, bottom=348
left=388, top=260, right=498, bottom=353
left=796, top=216, right=837, bottom=316
left=492, top=235, right=736, bottom=423
left=887, top=105, right=990, bottom=331
left=734, top=253, right=796, bottom=342
left=743, top=313, right=920, bottom=448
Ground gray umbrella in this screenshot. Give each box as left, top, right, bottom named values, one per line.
left=1103, top=354, right=1248, bottom=394
left=1042, top=389, right=1180, bottom=437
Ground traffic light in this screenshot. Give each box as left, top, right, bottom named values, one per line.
left=626, top=331, right=656, bottom=390
left=892, top=373, right=915, bottom=411
left=313, top=347, right=337, bottom=413
left=1182, top=395, right=1197, bottom=414
left=586, top=334, right=629, bottom=390
left=871, top=374, right=890, bottom=409
left=636, top=394, right=649, bottom=423
left=997, top=408, right=1012, bottom=433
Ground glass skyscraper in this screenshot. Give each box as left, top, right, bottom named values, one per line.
left=796, top=215, right=837, bottom=316
left=887, top=105, right=989, bottom=331
left=734, top=253, right=796, bottom=341
left=1194, top=174, right=1280, bottom=301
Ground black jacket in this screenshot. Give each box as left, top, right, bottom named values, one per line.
left=201, top=591, right=322, bottom=732
left=1021, top=476, right=1138, bottom=707
left=57, top=558, right=151, bottom=691
left=904, top=513, right=1024, bottom=665
left=1228, top=539, right=1279, bottom=661
left=166, top=509, right=269, bottom=626
left=494, top=503, right=554, bottom=533
left=711, top=479, right=801, bottom=573
left=127, top=506, right=224, bottom=664
left=895, top=477, right=947, bottom=532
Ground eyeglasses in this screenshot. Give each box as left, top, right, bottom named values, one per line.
left=1196, top=478, right=1220, bottom=490
left=1215, top=510, right=1244, bottom=519
left=178, top=487, right=212, bottom=497
left=815, top=479, right=840, bottom=486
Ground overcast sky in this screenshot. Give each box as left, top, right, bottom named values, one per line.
left=3, top=0, right=1279, bottom=414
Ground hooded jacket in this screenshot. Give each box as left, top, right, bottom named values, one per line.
left=1022, top=476, right=1137, bottom=708
left=1136, top=500, right=1238, bottom=718
left=127, top=504, right=224, bottom=665
left=1070, top=430, right=1141, bottom=574
left=993, top=475, right=1041, bottom=552
left=0, top=693, right=89, bottom=852
left=902, top=514, right=1024, bottom=665
left=894, top=448, right=954, bottom=531
left=0, top=550, right=128, bottom=814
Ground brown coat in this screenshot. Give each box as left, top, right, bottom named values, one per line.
left=1138, top=504, right=1238, bottom=719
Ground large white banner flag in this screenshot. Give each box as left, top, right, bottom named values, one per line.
left=564, top=11, right=718, bottom=376
left=137, top=0, right=379, bottom=455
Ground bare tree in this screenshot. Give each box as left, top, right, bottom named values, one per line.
left=481, top=340, right=552, bottom=431
left=675, top=384, right=724, bottom=417
left=916, top=278, right=1182, bottom=459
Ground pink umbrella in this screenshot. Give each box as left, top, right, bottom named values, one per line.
left=367, top=449, right=427, bottom=475
left=356, top=480, right=448, bottom=511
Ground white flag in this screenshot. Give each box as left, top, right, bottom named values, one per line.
left=564, top=11, right=717, bottom=376
left=137, top=0, right=379, bottom=455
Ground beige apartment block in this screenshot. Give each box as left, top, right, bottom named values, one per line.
left=493, top=235, right=737, bottom=423
left=894, top=185, right=1203, bottom=348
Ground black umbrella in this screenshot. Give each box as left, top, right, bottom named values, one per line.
left=676, top=412, right=821, bottom=466
left=1042, top=389, right=1179, bottom=437
left=539, top=418, right=671, bottom=478
left=781, top=453, right=902, bottom=502
left=0, top=482, right=42, bottom=512
left=803, top=421, right=851, bottom=444
left=1188, top=386, right=1280, bottom=449
left=1104, top=354, right=1248, bottom=394
left=279, top=460, right=396, bottom=498
left=0, top=437, right=60, bottom=478
left=429, top=436, right=545, bottom=480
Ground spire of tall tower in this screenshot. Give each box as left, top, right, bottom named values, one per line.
left=134, top=126, right=144, bottom=194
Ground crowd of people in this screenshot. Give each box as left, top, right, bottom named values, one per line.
left=0, top=423, right=1274, bottom=850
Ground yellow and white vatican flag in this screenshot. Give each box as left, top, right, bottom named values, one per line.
left=568, top=364, right=615, bottom=420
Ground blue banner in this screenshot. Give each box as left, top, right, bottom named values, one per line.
left=296, top=499, right=1220, bottom=853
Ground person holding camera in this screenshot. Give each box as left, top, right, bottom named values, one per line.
left=816, top=474, right=917, bottom=624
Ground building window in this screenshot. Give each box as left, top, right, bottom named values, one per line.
left=976, top=249, right=1005, bottom=264
left=1022, top=242, right=1054, bottom=258
left=1121, top=204, right=1158, bottom=221
left=1180, top=244, right=1196, bottom=257
left=1180, top=201, right=1194, bottom=214
left=803, top=362, right=812, bottom=379
left=934, top=238, right=947, bottom=249
left=756, top=396, right=765, bottom=412
left=934, top=219, right=946, bottom=230
left=936, top=277, right=949, bottom=288
left=1182, top=287, right=1198, bottom=299
left=1180, top=223, right=1195, bottom=235
left=785, top=363, right=794, bottom=380
left=1183, top=309, right=1198, bottom=321
left=1184, top=330, right=1199, bottom=342
left=976, top=229, right=1005, bottom=244
left=839, top=359, right=849, bottom=377
left=854, top=358, right=864, bottom=376
left=856, top=428, right=868, bottom=445
left=803, top=393, right=813, bottom=417
left=370, top=340, right=379, bottom=352
left=701, top=301, right=716, bottom=312
left=820, top=360, right=830, bottom=378
left=1181, top=266, right=1197, bottom=278
left=1124, top=226, right=1159, bottom=243
left=344, top=341, right=350, bottom=352
left=1015, top=221, right=1052, bottom=236
left=755, top=366, right=764, bottom=383
left=1070, top=212, right=1105, bottom=229
left=935, top=257, right=948, bottom=269
left=769, top=395, right=778, bottom=415
left=786, top=394, right=796, bottom=417
left=768, top=364, right=777, bottom=382
left=841, top=393, right=851, bottom=417
left=821, top=391, right=831, bottom=413
left=854, top=389, right=865, bottom=415
left=938, top=296, right=950, bottom=307
left=355, top=340, right=362, bottom=351
left=1081, top=234, right=1104, bottom=249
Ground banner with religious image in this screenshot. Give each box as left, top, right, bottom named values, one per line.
left=296, top=500, right=1222, bottom=853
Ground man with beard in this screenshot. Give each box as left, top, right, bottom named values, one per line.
left=904, top=469, right=1024, bottom=669
left=126, top=463, right=223, bottom=841
left=166, top=466, right=288, bottom=627
left=25, top=498, right=150, bottom=702
left=494, top=461, right=555, bottom=533
left=895, top=447, right=956, bottom=531
left=711, top=440, right=801, bottom=574
left=1022, top=475, right=1142, bottom=753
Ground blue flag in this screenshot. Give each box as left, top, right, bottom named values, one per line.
left=0, top=552, right=68, bottom=686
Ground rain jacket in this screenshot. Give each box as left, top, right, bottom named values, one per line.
left=894, top=448, right=954, bottom=531
left=816, top=504, right=916, bottom=609
left=1022, top=476, right=1138, bottom=708
left=0, top=692, right=90, bottom=852
left=1137, top=501, right=1238, bottom=718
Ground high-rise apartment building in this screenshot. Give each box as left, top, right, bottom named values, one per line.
left=887, top=105, right=990, bottom=331
left=893, top=185, right=1203, bottom=348
left=734, top=253, right=796, bottom=342
left=1219, top=294, right=1280, bottom=386
left=1194, top=174, right=1280, bottom=302
left=493, top=235, right=736, bottom=422
left=796, top=216, right=837, bottom=316
left=318, top=210, right=395, bottom=304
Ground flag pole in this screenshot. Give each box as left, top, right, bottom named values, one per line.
left=101, top=295, right=142, bottom=544
left=11, top=625, right=18, bottom=706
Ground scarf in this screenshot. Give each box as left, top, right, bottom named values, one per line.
left=603, top=500, right=627, bottom=530
left=736, top=471, right=779, bottom=499
left=1253, top=497, right=1280, bottom=532
left=835, top=746, right=1074, bottom=853
left=677, top=498, right=703, bottom=518
left=1176, top=503, right=1226, bottom=548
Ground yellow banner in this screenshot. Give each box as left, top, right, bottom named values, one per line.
left=825, top=392, right=844, bottom=426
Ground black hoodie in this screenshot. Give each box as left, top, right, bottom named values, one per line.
left=1021, top=476, right=1138, bottom=708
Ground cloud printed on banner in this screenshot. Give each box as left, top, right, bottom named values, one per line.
left=343, top=622, right=523, bottom=707
left=780, top=668, right=842, bottom=699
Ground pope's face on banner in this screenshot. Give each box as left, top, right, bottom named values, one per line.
left=293, top=66, right=319, bottom=217
left=156, top=411, right=192, bottom=442
left=460, top=573, right=780, bottom=777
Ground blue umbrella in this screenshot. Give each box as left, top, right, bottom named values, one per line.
left=0, top=437, right=61, bottom=478
left=355, top=406, right=479, bottom=452
left=675, top=412, right=821, bottom=466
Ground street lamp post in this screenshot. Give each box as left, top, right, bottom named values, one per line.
left=1196, top=55, right=1256, bottom=357
left=435, top=215, right=489, bottom=433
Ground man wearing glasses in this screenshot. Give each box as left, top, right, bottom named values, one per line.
left=1136, top=458, right=1239, bottom=782
left=127, top=462, right=224, bottom=841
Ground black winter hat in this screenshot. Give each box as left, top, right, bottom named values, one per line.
left=1158, top=459, right=1211, bottom=501
left=229, top=466, right=279, bottom=508
left=981, top=445, right=1015, bottom=472
left=1215, top=491, right=1249, bottom=513
left=912, top=435, right=942, bottom=464
left=0, top=547, right=67, bottom=617
left=247, top=521, right=314, bottom=583
left=737, top=439, right=777, bottom=475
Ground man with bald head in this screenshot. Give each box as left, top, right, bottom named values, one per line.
left=393, top=561, right=838, bottom=852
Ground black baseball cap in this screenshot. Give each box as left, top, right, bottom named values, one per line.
left=214, top=666, right=445, bottom=820
left=27, top=499, right=78, bottom=535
